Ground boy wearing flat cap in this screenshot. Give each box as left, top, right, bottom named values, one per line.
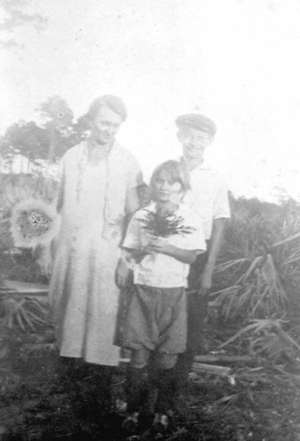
left=174, top=113, right=230, bottom=399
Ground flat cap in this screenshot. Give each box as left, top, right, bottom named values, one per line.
left=175, top=113, right=217, bottom=136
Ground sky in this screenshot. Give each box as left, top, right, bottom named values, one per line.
left=1, top=0, right=300, bottom=202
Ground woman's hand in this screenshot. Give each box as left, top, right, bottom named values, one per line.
left=115, top=258, right=133, bottom=288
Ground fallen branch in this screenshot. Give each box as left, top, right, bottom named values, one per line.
left=1, top=279, right=48, bottom=297
left=194, top=355, right=253, bottom=364
left=192, top=362, right=232, bottom=377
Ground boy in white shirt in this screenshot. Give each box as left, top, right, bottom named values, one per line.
left=174, top=113, right=231, bottom=401
left=118, top=160, right=206, bottom=430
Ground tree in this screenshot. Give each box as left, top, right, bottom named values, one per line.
left=37, top=96, right=75, bottom=162
left=0, top=121, right=50, bottom=165
left=37, top=95, right=89, bottom=161
left=0, top=96, right=90, bottom=166
left=68, top=114, right=90, bottom=147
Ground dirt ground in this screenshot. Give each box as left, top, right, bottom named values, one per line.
left=1, top=324, right=300, bottom=441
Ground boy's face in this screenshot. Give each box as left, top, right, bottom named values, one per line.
left=177, top=126, right=213, bottom=162
left=153, top=170, right=182, bottom=203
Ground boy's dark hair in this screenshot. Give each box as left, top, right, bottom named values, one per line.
left=149, top=160, right=190, bottom=201
left=87, top=95, right=127, bottom=121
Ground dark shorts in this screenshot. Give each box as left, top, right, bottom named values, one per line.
left=122, top=284, right=187, bottom=354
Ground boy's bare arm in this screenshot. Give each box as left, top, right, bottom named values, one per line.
left=199, top=218, right=225, bottom=293
left=148, top=238, right=198, bottom=264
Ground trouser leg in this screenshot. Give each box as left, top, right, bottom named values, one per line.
left=175, top=288, right=208, bottom=394
left=173, top=252, right=209, bottom=393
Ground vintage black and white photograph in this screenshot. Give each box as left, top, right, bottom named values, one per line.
left=0, top=1, right=300, bottom=440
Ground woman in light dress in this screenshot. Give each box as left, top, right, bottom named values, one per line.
left=49, top=95, right=142, bottom=412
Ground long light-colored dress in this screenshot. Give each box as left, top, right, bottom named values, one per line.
left=49, top=141, right=142, bottom=366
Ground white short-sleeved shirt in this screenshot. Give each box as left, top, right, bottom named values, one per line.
left=181, top=160, right=231, bottom=240
left=122, top=203, right=206, bottom=288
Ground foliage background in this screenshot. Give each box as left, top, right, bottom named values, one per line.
left=1, top=187, right=300, bottom=440
left=1, top=97, right=300, bottom=440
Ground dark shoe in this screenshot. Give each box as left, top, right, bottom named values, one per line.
left=152, top=410, right=174, bottom=433
left=122, top=411, right=140, bottom=433
left=115, top=398, right=128, bottom=413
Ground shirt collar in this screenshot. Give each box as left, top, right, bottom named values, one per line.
left=146, top=201, right=182, bottom=216
left=179, top=156, right=211, bottom=171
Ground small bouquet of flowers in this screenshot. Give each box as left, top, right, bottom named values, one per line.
left=137, top=208, right=195, bottom=238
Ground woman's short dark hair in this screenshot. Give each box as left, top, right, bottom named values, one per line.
left=149, top=160, right=190, bottom=201
left=87, top=95, right=127, bottom=121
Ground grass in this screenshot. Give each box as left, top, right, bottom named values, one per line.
left=0, top=317, right=300, bottom=441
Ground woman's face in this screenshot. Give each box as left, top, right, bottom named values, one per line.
left=153, top=170, right=182, bottom=203
left=90, top=105, right=123, bottom=147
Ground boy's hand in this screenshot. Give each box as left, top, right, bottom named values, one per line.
left=147, top=237, right=174, bottom=255
left=197, top=264, right=214, bottom=294
left=144, top=238, right=196, bottom=264
left=198, top=270, right=212, bottom=294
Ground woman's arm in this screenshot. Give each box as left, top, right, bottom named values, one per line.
left=56, top=160, right=65, bottom=213
left=56, top=179, right=64, bottom=213
left=125, top=187, right=140, bottom=214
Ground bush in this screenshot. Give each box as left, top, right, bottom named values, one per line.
left=210, top=196, right=300, bottom=361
